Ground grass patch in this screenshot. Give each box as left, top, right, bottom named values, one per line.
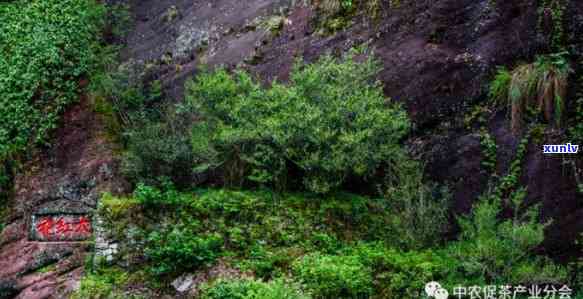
left=489, top=53, right=571, bottom=133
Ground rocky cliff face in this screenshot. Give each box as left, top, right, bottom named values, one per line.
left=0, top=97, right=127, bottom=298
left=1, top=0, right=581, bottom=298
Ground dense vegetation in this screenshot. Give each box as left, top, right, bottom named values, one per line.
left=79, top=184, right=570, bottom=298
left=0, top=1, right=581, bottom=298
left=74, top=48, right=577, bottom=298
left=185, top=52, right=409, bottom=193
left=0, top=0, right=105, bottom=159
left=0, top=0, right=106, bottom=234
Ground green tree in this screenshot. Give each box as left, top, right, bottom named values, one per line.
left=186, top=50, right=410, bottom=193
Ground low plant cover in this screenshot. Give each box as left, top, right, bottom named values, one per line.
left=185, top=49, right=410, bottom=193
left=292, top=253, right=373, bottom=298
left=0, top=0, right=106, bottom=160
left=201, top=278, right=310, bottom=299
left=312, top=0, right=384, bottom=34
left=94, top=185, right=573, bottom=298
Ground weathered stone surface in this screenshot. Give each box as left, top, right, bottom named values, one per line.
left=30, top=214, right=92, bottom=242
left=112, top=0, right=583, bottom=263
left=0, top=96, right=127, bottom=298
left=172, top=273, right=194, bottom=293
left=1, top=0, right=582, bottom=297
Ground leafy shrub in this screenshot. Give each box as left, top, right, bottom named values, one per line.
left=122, top=108, right=196, bottom=187
left=292, top=253, right=373, bottom=298
left=133, top=183, right=172, bottom=207
left=345, top=243, right=450, bottom=298
left=145, top=226, right=223, bottom=276
left=0, top=0, right=106, bottom=159
left=71, top=267, right=130, bottom=299
left=448, top=188, right=567, bottom=285
left=202, top=278, right=310, bottom=299
left=186, top=49, right=410, bottom=193
left=90, top=58, right=163, bottom=129
left=381, top=159, right=450, bottom=250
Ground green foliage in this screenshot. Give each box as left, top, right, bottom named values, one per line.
left=488, top=67, right=512, bottom=106
left=240, top=245, right=306, bottom=280
left=0, top=161, right=14, bottom=230
left=71, top=267, right=135, bottom=299
left=90, top=58, right=164, bottom=129
left=479, top=129, right=497, bottom=172
left=0, top=0, right=106, bottom=159
left=314, top=0, right=384, bottom=34
left=292, top=243, right=451, bottom=298
left=97, top=185, right=571, bottom=297
left=292, top=253, right=373, bottom=298
left=568, top=73, right=583, bottom=145
left=490, top=53, right=571, bottom=132
left=495, top=129, right=532, bottom=197
left=539, top=0, right=567, bottom=50
left=443, top=124, right=567, bottom=286
left=122, top=108, right=196, bottom=187
left=345, top=243, right=450, bottom=298
left=100, top=193, right=141, bottom=219
left=186, top=50, right=410, bottom=193
left=145, top=226, right=223, bottom=276
left=106, top=4, right=132, bottom=38
left=101, top=186, right=441, bottom=283
left=464, top=105, right=492, bottom=129
left=449, top=188, right=566, bottom=285
left=202, top=278, right=310, bottom=299
left=381, top=159, right=450, bottom=250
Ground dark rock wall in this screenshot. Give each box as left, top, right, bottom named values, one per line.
left=0, top=97, right=127, bottom=298
left=119, top=0, right=582, bottom=260
left=0, top=0, right=582, bottom=297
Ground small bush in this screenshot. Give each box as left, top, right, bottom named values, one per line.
left=292, top=253, right=373, bottom=298
left=448, top=188, right=567, bottom=285
left=345, top=243, right=450, bottom=298
left=71, top=267, right=130, bottom=299
left=122, top=108, right=196, bottom=187
left=145, top=227, right=223, bottom=276
left=186, top=49, right=410, bottom=193
left=202, top=278, right=310, bottom=299
left=314, top=0, right=384, bottom=29
left=381, top=158, right=450, bottom=250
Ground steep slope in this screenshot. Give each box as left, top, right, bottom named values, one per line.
left=118, top=0, right=582, bottom=257
left=0, top=97, right=126, bottom=298
left=0, top=0, right=581, bottom=298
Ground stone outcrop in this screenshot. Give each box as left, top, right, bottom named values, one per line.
left=116, top=0, right=581, bottom=260
left=1, top=0, right=582, bottom=297
left=0, top=97, right=127, bottom=298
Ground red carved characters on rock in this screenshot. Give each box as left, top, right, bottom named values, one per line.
left=36, top=217, right=54, bottom=239
left=74, top=216, right=91, bottom=234
left=33, top=215, right=92, bottom=241
left=55, top=217, right=72, bottom=237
